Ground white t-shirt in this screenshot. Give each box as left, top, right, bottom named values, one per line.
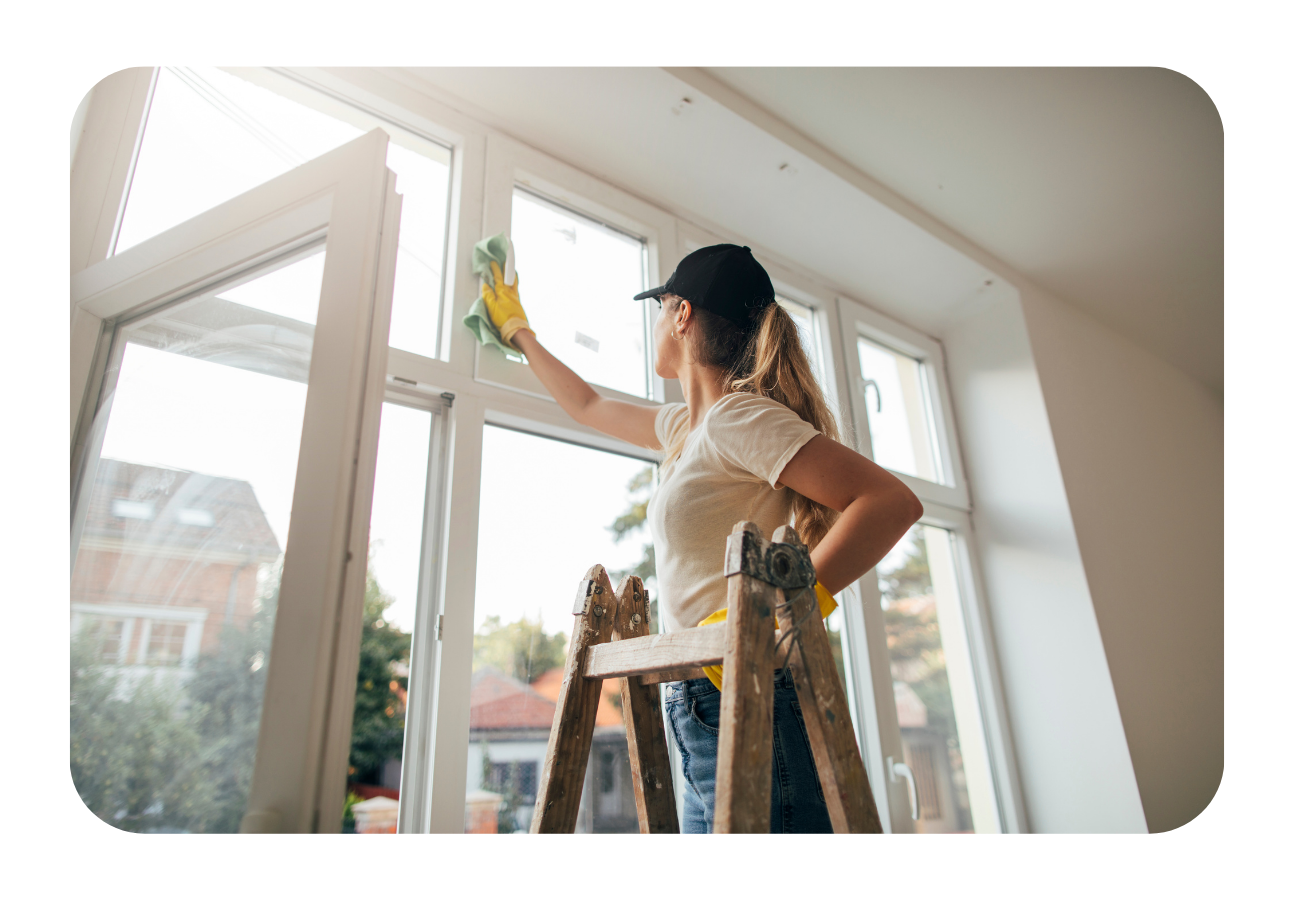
left=646, top=392, right=820, bottom=633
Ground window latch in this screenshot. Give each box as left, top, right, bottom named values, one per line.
left=859, top=378, right=882, bottom=414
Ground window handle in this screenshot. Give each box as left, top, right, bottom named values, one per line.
left=887, top=755, right=919, bottom=820
left=859, top=378, right=882, bottom=414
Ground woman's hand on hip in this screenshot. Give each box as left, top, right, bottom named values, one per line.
left=776, top=435, right=923, bottom=594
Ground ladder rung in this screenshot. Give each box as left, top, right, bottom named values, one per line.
left=584, top=624, right=727, bottom=679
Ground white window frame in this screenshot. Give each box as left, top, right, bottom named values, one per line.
left=910, top=500, right=1028, bottom=835
left=78, top=604, right=206, bottom=668
left=831, top=295, right=1027, bottom=833
left=223, top=67, right=459, bottom=363
left=262, top=101, right=689, bottom=830
left=838, top=295, right=970, bottom=511
left=475, top=134, right=676, bottom=404
left=70, top=129, right=401, bottom=834
left=376, top=384, right=453, bottom=835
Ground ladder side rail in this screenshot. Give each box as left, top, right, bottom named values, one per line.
left=529, top=564, right=618, bottom=833
left=713, top=521, right=779, bottom=834
left=770, top=525, right=884, bottom=834
left=613, top=575, right=680, bottom=833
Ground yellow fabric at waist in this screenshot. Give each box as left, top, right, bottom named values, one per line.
left=695, top=582, right=837, bottom=692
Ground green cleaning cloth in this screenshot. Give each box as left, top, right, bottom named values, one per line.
left=462, top=233, right=523, bottom=362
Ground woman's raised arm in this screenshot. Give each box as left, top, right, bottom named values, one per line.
left=511, top=328, right=662, bottom=450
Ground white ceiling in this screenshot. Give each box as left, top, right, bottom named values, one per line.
left=701, top=67, right=1223, bottom=396
left=402, top=67, right=1221, bottom=395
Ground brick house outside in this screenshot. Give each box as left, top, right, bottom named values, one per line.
left=71, top=458, right=281, bottom=683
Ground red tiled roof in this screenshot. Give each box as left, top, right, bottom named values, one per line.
left=470, top=668, right=557, bottom=730
left=469, top=666, right=628, bottom=732
left=530, top=668, right=624, bottom=727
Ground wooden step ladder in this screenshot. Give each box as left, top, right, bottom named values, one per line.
left=529, top=521, right=884, bottom=834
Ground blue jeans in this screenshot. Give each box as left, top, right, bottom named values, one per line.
left=665, top=669, right=833, bottom=833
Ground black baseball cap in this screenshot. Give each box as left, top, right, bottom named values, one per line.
left=633, top=244, right=774, bottom=326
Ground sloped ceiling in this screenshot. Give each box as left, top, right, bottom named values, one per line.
left=402, top=67, right=1222, bottom=395
left=699, top=67, right=1223, bottom=396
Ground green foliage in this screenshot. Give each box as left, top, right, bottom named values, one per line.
left=608, top=465, right=659, bottom=632
left=70, top=561, right=411, bottom=831
left=879, top=528, right=955, bottom=734
left=348, top=571, right=412, bottom=784
left=178, top=585, right=278, bottom=833
left=341, top=790, right=363, bottom=832
left=608, top=466, right=654, bottom=540
left=69, top=633, right=205, bottom=832
left=885, top=596, right=954, bottom=732
left=70, top=573, right=280, bottom=833
left=473, top=615, right=567, bottom=682
left=879, top=527, right=933, bottom=600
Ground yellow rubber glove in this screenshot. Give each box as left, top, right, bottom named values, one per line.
left=481, top=259, right=531, bottom=349
left=698, top=581, right=837, bottom=692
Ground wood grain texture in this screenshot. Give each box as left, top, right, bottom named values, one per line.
left=639, top=667, right=706, bottom=685
left=529, top=564, right=618, bottom=833
left=771, top=525, right=884, bottom=834
left=713, top=521, right=778, bottom=834
left=584, top=624, right=727, bottom=678
left=613, top=576, right=680, bottom=833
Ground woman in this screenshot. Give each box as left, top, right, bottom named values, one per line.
left=482, top=242, right=923, bottom=832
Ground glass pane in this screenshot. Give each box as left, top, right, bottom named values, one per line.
left=823, top=605, right=849, bottom=699
left=856, top=336, right=945, bottom=483
left=878, top=524, right=999, bottom=833
left=510, top=188, right=650, bottom=399
left=117, top=67, right=451, bottom=358
left=776, top=296, right=825, bottom=387
left=384, top=144, right=450, bottom=359
left=468, top=426, right=656, bottom=833
left=343, top=402, right=433, bottom=833
left=70, top=249, right=326, bottom=833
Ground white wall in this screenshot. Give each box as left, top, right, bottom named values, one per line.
left=1020, top=284, right=1223, bottom=833
left=942, top=287, right=1149, bottom=833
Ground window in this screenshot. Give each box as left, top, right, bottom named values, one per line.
left=116, top=67, right=452, bottom=358
left=177, top=508, right=214, bottom=526
left=70, top=244, right=326, bottom=827
left=72, top=125, right=403, bottom=834
left=508, top=188, right=651, bottom=398
left=776, top=294, right=826, bottom=387
left=75, top=72, right=1022, bottom=833
left=83, top=618, right=128, bottom=664
left=878, top=522, right=998, bottom=833
left=473, top=135, right=671, bottom=405
left=343, top=399, right=439, bottom=821
left=833, top=295, right=1010, bottom=831
left=144, top=622, right=188, bottom=667
left=838, top=296, right=967, bottom=510
left=111, top=499, right=153, bottom=520
left=856, top=335, right=945, bottom=484
left=465, top=425, right=655, bottom=834
left=485, top=760, right=538, bottom=804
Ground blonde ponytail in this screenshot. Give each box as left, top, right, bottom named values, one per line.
left=661, top=298, right=841, bottom=551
